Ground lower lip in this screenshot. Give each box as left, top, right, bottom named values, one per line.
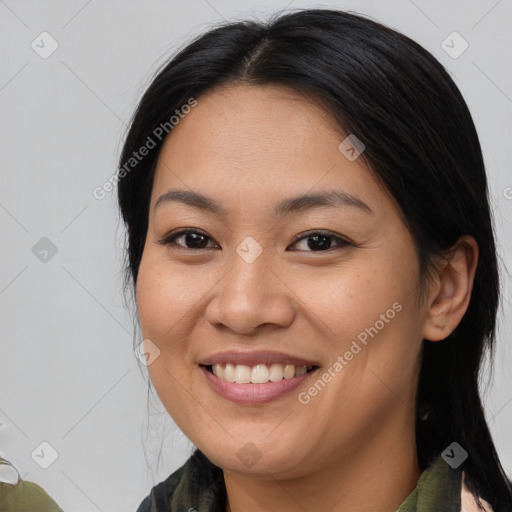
left=200, top=365, right=318, bottom=405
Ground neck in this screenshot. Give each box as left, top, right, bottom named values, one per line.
left=224, top=412, right=421, bottom=512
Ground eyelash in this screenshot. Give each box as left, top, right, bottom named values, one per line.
left=157, top=228, right=352, bottom=253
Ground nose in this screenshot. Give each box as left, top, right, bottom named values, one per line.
left=204, top=247, right=296, bottom=335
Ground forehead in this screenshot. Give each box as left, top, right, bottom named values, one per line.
left=162, top=85, right=337, bottom=162
left=151, top=84, right=388, bottom=216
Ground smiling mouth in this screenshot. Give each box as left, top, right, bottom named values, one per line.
left=202, top=363, right=319, bottom=384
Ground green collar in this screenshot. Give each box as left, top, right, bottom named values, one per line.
left=138, top=450, right=462, bottom=512
left=396, top=454, right=462, bottom=512
left=0, top=457, right=64, bottom=512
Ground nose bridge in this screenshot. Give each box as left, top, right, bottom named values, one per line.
left=228, top=243, right=271, bottom=298
left=205, top=239, right=296, bottom=333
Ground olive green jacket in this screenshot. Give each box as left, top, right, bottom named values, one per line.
left=0, top=452, right=493, bottom=511
left=135, top=449, right=493, bottom=512
left=0, top=457, right=63, bottom=512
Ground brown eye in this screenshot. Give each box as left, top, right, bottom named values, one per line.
left=158, top=229, right=219, bottom=250
left=288, top=230, right=352, bottom=252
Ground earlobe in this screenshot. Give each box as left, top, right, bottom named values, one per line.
left=422, top=235, right=478, bottom=342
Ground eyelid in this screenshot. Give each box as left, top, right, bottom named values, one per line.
left=158, top=228, right=352, bottom=252
left=157, top=228, right=219, bottom=249
left=288, top=229, right=352, bottom=251
left=290, top=228, right=346, bottom=242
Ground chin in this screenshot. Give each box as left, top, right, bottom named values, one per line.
left=198, top=436, right=312, bottom=478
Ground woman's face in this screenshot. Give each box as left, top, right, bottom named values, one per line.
left=136, top=84, right=429, bottom=478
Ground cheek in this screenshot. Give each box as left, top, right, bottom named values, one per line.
left=136, top=256, right=208, bottom=343
left=297, top=261, right=420, bottom=431
left=292, top=260, right=399, bottom=347
left=299, top=251, right=421, bottom=386
left=135, top=256, right=209, bottom=419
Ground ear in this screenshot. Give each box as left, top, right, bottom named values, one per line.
left=422, top=235, right=479, bottom=342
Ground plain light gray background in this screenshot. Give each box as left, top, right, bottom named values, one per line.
left=1, top=1, right=511, bottom=510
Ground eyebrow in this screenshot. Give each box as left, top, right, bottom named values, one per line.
left=154, top=188, right=373, bottom=217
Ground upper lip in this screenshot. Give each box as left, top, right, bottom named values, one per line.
left=198, top=350, right=320, bottom=367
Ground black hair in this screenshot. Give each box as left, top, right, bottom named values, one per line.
left=117, top=8, right=512, bottom=510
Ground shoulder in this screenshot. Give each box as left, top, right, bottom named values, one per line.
left=461, top=471, right=494, bottom=512
left=135, top=463, right=187, bottom=512
left=135, top=448, right=226, bottom=512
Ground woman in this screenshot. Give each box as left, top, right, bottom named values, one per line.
left=117, top=8, right=512, bottom=511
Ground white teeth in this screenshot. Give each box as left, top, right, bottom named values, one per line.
left=295, top=365, right=307, bottom=376
left=234, top=364, right=251, bottom=383
left=283, top=364, right=295, bottom=379
left=212, top=363, right=223, bottom=379
left=268, top=363, right=284, bottom=382
left=251, top=364, right=270, bottom=384
left=210, top=363, right=313, bottom=383
left=223, top=363, right=235, bottom=382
